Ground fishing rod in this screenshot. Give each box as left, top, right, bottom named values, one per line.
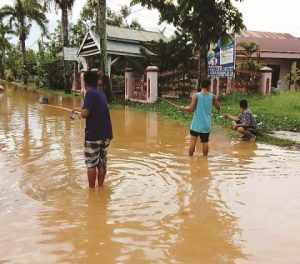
left=152, top=94, right=226, bottom=119
left=40, top=104, right=81, bottom=120
left=151, top=94, right=181, bottom=108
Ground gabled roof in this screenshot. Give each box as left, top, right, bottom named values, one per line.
left=107, top=25, right=168, bottom=43
left=236, top=30, right=300, bottom=59
left=77, top=25, right=167, bottom=58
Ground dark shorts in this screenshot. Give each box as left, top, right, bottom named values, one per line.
left=246, top=127, right=258, bottom=135
left=236, top=121, right=258, bottom=135
left=84, top=139, right=110, bottom=169
left=190, top=130, right=210, bottom=143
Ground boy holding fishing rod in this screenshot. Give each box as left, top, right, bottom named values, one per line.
left=73, top=71, right=113, bottom=188
left=179, top=79, right=220, bottom=156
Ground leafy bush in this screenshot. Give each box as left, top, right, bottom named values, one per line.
left=4, top=69, right=14, bottom=81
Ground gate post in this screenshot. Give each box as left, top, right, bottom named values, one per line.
left=211, top=77, right=220, bottom=96
left=260, top=67, right=273, bottom=95
left=125, top=68, right=134, bottom=100
left=145, top=66, right=159, bottom=103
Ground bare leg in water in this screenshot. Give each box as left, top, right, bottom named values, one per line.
left=87, top=166, right=106, bottom=188
left=189, top=136, right=198, bottom=156
left=87, top=167, right=97, bottom=188
left=202, top=142, right=209, bottom=156
left=97, top=166, right=106, bottom=187
left=189, top=136, right=209, bottom=156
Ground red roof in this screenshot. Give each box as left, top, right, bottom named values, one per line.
left=236, top=30, right=300, bottom=59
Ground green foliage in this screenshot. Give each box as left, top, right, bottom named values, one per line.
left=238, top=41, right=260, bottom=58
left=69, top=20, right=86, bottom=47
left=237, top=40, right=262, bottom=71
left=80, top=2, right=143, bottom=29
left=138, top=29, right=195, bottom=72
left=285, top=71, right=299, bottom=86
left=34, top=30, right=72, bottom=90
left=4, top=69, right=14, bottom=81
left=130, top=20, right=143, bottom=30
left=0, top=22, right=14, bottom=77
left=237, top=61, right=265, bottom=71
left=34, top=56, right=65, bottom=89
left=4, top=45, right=22, bottom=80
left=0, top=23, right=13, bottom=52
left=131, top=0, right=245, bottom=79
left=0, top=0, right=47, bottom=72
left=50, top=0, right=76, bottom=10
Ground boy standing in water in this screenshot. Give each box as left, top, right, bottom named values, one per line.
left=223, top=100, right=258, bottom=142
left=179, top=79, right=220, bottom=156
left=74, top=71, right=113, bottom=188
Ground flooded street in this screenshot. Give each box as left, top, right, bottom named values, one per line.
left=1, top=85, right=300, bottom=264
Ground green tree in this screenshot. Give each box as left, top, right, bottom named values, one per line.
left=45, top=0, right=75, bottom=92
left=50, top=0, right=75, bottom=47
left=237, top=41, right=263, bottom=71
left=0, top=22, right=13, bottom=78
left=68, top=2, right=143, bottom=48
left=0, top=0, right=47, bottom=81
left=80, top=2, right=142, bottom=30
left=131, top=0, right=245, bottom=81
left=5, top=44, right=23, bottom=80
left=238, top=41, right=260, bottom=63
left=139, top=28, right=194, bottom=72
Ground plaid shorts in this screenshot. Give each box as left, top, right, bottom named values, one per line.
left=84, top=139, right=110, bottom=170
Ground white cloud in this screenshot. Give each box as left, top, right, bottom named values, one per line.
left=233, top=0, right=300, bottom=36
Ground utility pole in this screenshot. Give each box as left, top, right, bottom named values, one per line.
left=98, top=0, right=112, bottom=103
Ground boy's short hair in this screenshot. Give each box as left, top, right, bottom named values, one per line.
left=240, top=99, right=248, bottom=109
left=201, top=78, right=211, bottom=88
left=84, top=71, right=98, bottom=87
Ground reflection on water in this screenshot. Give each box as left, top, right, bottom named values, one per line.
left=1, top=84, right=300, bottom=263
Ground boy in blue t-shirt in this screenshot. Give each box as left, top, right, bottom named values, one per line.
left=179, top=79, right=220, bottom=156
left=74, top=71, right=113, bottom=188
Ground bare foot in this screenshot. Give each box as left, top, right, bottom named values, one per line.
left=250, top=136, right=256, bottom=142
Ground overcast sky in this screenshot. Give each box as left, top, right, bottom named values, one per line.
left=1, top=0, right=300, bottom=48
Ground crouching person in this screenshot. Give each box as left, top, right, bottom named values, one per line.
left=224, top=99, right=258, bottom=142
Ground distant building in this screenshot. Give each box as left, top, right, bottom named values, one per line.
left=74, top=25, right=167, bottom=95
left=77, top=25, right=167, bottom=74
left=236, top=30, right=300, bottom=90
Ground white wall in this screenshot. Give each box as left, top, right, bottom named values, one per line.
left=262, top=59, right=293, bottom=90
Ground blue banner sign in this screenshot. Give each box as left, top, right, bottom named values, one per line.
left=207, top=38, right=235, bottom=77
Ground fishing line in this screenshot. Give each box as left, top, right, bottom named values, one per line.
left=150, top=94, right=181, bottom=108
left=41, top=104, right=81, bottom=120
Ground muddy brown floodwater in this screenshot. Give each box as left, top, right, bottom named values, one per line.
left=0, top=85, right=300, bottom=264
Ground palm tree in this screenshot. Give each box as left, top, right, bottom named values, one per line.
left=47, top=0, right=75, bottom=93
left=0, top=0, right=47, bottom=71
left=51, top=0, right=76, bottom=47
